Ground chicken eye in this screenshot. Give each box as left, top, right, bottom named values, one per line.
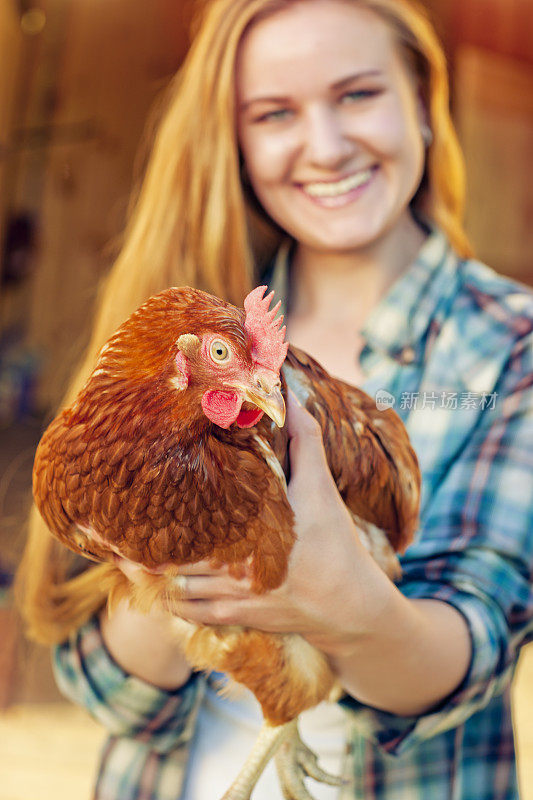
left=210, top=340, right=230, bottom=363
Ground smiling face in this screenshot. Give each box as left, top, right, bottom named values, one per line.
left=236, top=0, right=426, bottom=255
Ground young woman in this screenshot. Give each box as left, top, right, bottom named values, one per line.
left=17, top=1, right=533, bottom=798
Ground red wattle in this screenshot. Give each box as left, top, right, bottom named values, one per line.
left=201, top=390, right=264, bottom=429
left=201, top=390, right=241, bottom=429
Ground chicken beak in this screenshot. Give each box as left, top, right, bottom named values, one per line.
left=239, top=382, right=286, bottom=427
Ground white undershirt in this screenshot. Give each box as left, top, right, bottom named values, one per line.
left=180, top=673, right=347, bottom=800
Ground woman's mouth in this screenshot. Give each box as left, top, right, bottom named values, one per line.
left=299, top=166, right=377, bottom=207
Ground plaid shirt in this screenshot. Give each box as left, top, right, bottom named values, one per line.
left=54, top=227, right=533, bottom=799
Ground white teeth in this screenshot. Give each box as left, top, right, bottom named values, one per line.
left=303, top=168, right=374, bottom=198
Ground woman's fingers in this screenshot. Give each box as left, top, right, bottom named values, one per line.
left=175, top=559, right=242, bottom=577
left=286, top=389, right=336, bottom=496
left=113, top=552, right=255, bottom=617
left=113, top=555, right=149, bottom=583
left=169, top=573, right=253, bottom=601
left=165, top=594, right=279, bottom=629
left=166, top=599, right=240, bottom=626
left=114, top=554, right=249, bottom=581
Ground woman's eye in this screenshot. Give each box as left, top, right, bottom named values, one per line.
left=255, top=108, right=292, bottom=123
left=210, top=340, right=230, bottom=362
left=340, top=88, right=380, bottom=104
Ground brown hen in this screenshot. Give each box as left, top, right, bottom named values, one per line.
left=33, top=285, right=420, bottom=800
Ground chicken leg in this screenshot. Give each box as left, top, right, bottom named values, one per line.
left=221, top=719, right=343, bottom=800
left=275, top=720, right=346, bottom=800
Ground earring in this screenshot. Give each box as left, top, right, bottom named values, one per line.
left=421, top=124, right=433, bottom=147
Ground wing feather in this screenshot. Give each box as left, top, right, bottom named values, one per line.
left=282, top=345, right=420, bottom=552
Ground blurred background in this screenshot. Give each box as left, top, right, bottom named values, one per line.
left=0, top=0, right=532, bottom=798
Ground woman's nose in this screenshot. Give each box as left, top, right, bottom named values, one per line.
left=303, top=107, right=354, bottom=169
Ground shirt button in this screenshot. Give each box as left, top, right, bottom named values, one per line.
left=400, top=346, right=416, bottom=364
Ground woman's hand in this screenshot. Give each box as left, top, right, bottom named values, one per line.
left=164, top=390, right=395, bottom=657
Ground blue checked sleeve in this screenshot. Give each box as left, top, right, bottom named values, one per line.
left=341, top=331, right=533, bottom=755
left=53, top=614, right=206, bottom=754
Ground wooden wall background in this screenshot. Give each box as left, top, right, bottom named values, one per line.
left=1, top=0, right=532, bottom=410
left=2, top=0, right=196, bottom=410
left=0, top=1, right=23, bottom=260
left=455, top=49, right=533, bottom=280
left=427, top=0, right=533, bottom=64
left=427, top=0, right=533, bottom=279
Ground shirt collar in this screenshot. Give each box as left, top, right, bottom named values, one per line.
left=360, top=226, right=460, bottom=361
left=265, top=226, right=460, bottom=363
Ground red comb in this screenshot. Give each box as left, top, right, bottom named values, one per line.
left=244, top=286, right=289, bottom=371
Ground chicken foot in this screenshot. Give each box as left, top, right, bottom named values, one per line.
left=221, top=719, right=343, bottom=800
left=275, top=719, right=345, bottom=800
left=220, top=720, right=293, bottom=800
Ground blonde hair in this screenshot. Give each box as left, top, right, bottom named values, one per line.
left=17, top=0, right=472, bottom=645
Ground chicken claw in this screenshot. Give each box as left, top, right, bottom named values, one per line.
left=220, top=718, right=344, bottom=800
left=275, top=720, right=345, bottom=800
left=221, top=721, right=293, bottom=800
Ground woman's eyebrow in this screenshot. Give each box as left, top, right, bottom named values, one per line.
left=239, top=95, right=290, bottom=112
left=331, top=69, right=384, bottom=90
